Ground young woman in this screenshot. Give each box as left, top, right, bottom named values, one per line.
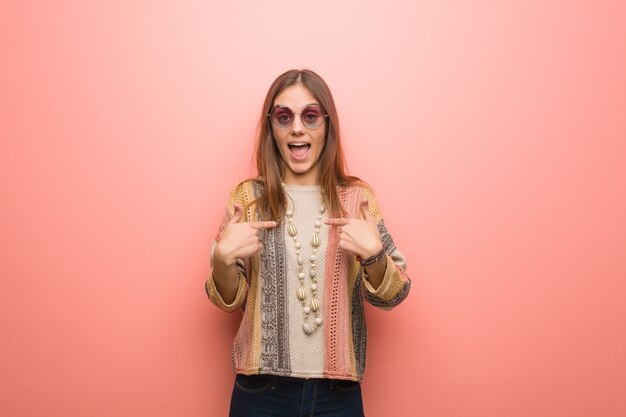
left=206, top=69, right=411, bottom=416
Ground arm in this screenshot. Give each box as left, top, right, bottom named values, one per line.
left=361, top=254, right=387, bottom=290
left=360, top=186, right=410, bottom=309
left=362, top=219, right=411, bottom=310
left=211, top=255, right=240, bottom=305
left=326, top=187, right=411, bottom=309
left=205, top=241, right=248, bottom=310
left=205, top=185, right=276, bottom=312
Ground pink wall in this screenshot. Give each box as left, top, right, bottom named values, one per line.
left=1, top=1, right=625, bottom=416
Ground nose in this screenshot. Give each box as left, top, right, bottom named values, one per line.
left=290, top=115, right=305, bottom=135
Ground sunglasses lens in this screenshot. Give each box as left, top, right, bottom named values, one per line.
left=269, top=105, right=326, bottom=128
left=301, top=106, right=324, bottom=128
left=270, top=107, right=294, bottom=128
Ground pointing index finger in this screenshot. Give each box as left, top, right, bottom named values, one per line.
left=325, top=218, right=350, bottom=226
left=250, top=221, right=277, bottom=229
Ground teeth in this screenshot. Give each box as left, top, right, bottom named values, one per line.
left=289, top=143, right=309, bottom=147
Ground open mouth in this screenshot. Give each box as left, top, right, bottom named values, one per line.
left=288, top=143, right=311, bottom=159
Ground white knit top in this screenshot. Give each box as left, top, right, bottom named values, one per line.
left=283, top=184, right=329, bottom=377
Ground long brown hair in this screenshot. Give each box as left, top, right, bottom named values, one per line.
left=252, top=69, right=359, bottom=221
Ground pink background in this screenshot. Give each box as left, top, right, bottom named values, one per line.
left=1, top=1, right=625, bottom=416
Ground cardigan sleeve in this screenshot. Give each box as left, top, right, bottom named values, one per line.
left=360, top=187, right=411, bottom=309
left=204, top=183, right=250, bottom=313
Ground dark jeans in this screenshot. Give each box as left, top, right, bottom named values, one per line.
left=229, top=374, right=365, bottom=417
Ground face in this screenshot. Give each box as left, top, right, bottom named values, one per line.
left=271, top=84, right=327, bottom=185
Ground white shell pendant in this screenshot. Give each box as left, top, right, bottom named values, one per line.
left=312, top=232, right=320, bottom=248
left=315, top=317, right=323, bottom=326
left=302, top=322, right=314, bottom=335
left=288, top=222, right=297, bottom=237
left=310, top=298, right=320, bottom=312
left=297, top=286, right=306, bottom=301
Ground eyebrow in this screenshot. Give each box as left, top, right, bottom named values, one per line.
left=273, top=103, right=320, bottom=111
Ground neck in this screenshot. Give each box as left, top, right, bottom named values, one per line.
left=283, top=170, right=318, bottom=186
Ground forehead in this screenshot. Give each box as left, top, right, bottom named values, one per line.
left=273, top=84, right=318, bottom=108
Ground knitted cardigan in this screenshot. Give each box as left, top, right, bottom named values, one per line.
left=205, top=180, right=411, bottom=382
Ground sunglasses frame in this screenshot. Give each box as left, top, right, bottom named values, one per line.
left=267, top=104, right=329, bottom=129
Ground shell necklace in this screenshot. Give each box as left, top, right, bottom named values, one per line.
left=284, top=186, right=324, bottom=335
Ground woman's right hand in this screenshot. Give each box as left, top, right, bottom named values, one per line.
left=213, top=204, right=277, bottom=266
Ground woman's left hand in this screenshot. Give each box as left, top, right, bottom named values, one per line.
left=325, top=199, right=383, bottom=259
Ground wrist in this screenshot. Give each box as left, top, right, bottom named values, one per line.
left=214, top=245, right=236, bottom=267
left=356, top=246, right=385, bottom=266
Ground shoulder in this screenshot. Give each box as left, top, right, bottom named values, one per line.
left=228, top=178, right=263, bottom=196
left=341, top=178, right=377, bottom=200
left=223, top=179, right=265, bottom=222
left=223, top=178, right=263, bottom=208
left=339, top=179, right=385, bottom=219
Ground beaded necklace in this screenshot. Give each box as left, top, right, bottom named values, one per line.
left=283, top=185, right=324, bottom=335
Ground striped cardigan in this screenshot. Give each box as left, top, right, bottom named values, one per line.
left=205, top=180, right=411, bottom=382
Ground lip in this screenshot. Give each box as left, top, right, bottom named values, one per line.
left=287, top=143, right=311, bottom=161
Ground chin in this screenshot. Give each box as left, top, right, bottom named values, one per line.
left=290, top=165, right=312, bottom=175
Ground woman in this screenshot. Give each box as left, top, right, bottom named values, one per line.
left=206, top=69, right=411, bottom=416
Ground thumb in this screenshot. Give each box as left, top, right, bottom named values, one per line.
left=227, top=204, right=243, bottom=225
left=359, top=199, right=373, bottom=223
